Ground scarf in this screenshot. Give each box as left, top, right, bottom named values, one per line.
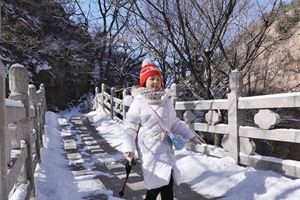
left=136, top=87, right=166, bottom=100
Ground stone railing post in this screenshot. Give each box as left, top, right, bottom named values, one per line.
left=170, top=83, right=179, bottom=106
left=222, top=70, right=246, bottom=163
left=39, top=83, right=46, bottom=128
left=0, top=61, right=5, bottom=199
left=101, top=84, right=106, bottom=111
left=170, top=83, right=182, bottom=118
left=122, top=89, right=128, bottom=119
left=8, top=64, right=35, bottom=197
left=37, top=84, right=46, bottom=147
left=28, top=84, right=41, bottom=163
left=93, top=87, right=99, bottom=110
left=110, top=87, right=116, bottom=119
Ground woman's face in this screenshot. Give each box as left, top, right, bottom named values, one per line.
left=145, top=75, right=162, bottom=92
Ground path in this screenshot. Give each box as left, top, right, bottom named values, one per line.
left=58, top=113, right=220, bottom=200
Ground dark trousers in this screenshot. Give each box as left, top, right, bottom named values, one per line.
left=145, top=176, right=174, bottom=200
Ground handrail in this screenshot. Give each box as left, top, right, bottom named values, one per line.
left=0, top=63, right=46, bottom=200
left=92, top=71, right=300, bottom=179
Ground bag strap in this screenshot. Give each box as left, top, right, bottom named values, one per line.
left=139, top=98, right=170, bottom=133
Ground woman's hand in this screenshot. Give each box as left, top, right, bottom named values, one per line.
left=124, top=152, right=135, bottom=165
left=189, top=136, right=201, bottom=145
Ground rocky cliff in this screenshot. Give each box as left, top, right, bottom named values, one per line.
left=1, top=0, right=97, bottom=111
left=247, top=8, right=300, bottom=95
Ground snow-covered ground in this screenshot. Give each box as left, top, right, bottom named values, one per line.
left=16, top=107, right=300, bottom=200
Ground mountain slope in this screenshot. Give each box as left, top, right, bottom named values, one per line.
left=1, top=0, right=96, bottom=111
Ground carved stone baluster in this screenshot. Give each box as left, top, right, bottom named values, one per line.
left=205, top=110, right=221, bottom=125
left=183, top=110, right=197, bottom=123
left=254, top=109, right=280, bottom=130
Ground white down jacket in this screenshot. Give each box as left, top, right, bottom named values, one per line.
left=122, top=87, right=195, bottom=190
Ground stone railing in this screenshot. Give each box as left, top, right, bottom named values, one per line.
left=92, top=71, right=300, bottom=178
left=92, top=84, right=128, bottom=122
left=0, top=63, right=47, bottom=200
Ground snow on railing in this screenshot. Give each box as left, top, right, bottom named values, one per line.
left=0, top=63, right=47, bottom=200
left=92, top=70, right=300, bottom=179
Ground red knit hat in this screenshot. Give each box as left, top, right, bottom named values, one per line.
left=139, top=59, right=164, bottom=88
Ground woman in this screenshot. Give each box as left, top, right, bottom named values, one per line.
left=122, top=58, right=199, bottom=200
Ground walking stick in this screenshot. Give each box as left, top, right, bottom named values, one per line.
left=119, top=158, right=136, bottom=197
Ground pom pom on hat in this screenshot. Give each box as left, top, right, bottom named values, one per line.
left=142, top=58, right=152, bottom=68
left=139, top=59, right=164, bottom=88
